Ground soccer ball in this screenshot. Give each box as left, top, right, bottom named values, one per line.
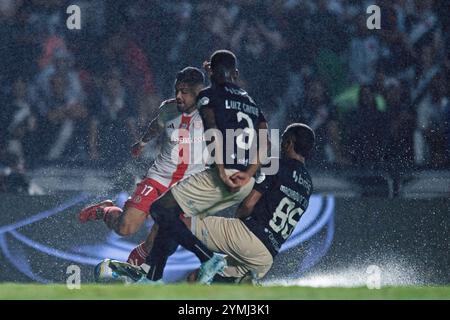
left=94, top=259, right=127, bottom=283
left=94, top=258, right=146, bottom=283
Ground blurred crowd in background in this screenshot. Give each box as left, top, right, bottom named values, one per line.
left=0, top=0, right=449, bottom=193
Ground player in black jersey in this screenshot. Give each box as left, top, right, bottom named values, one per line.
left=100, top=123, right=314, bottom=284
left=238, top=123, right=314, bottom=258
left=197, top=50, right=268, bottom=185
left=128, top=50, right=270, bottom=284
left=186, top=122, right=315, bottom=283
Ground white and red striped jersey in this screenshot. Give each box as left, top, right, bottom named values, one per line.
left=146, top=101, right=206, bottom=188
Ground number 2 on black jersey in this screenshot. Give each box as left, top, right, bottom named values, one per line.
left=236, top=111, right=255, bottom=150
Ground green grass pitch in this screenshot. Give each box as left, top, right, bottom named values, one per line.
left=0, top=284, right=449, bottom=300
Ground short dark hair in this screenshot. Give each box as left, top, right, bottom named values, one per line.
left=210, top=50, right=237, bottom=74
left=175, top=67, right=205, bottom=86
left=282, top=123, right=315, bottom=158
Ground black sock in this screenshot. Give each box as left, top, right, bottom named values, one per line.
left=170, top=217, right=214, bottom=263
left=145, top=227, right=178, bottom=281
left=156, top=208, right=214, bottom=263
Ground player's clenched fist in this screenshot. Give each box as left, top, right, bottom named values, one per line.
left=230, top=171, right=251, bottom=187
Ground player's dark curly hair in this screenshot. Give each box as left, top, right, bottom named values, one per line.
left=282, top=123, right=315, bottom=158
left=175, top=67, right=205, bottom=86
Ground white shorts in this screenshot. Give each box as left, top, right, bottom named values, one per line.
left=171, top=167, right=255, bottom=218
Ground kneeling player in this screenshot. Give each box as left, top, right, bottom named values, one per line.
left=189, top=123, right=314, bottom=282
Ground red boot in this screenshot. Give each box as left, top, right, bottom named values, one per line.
left=78, top=200, right=114, bottom=223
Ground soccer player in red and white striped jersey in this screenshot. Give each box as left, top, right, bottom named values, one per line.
left=78, top=67, right=206, bottom=262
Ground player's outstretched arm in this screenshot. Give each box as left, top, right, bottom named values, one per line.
left=131, top=99, right=174, bottom=157
left=131, top=118, right=160, bottom=157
